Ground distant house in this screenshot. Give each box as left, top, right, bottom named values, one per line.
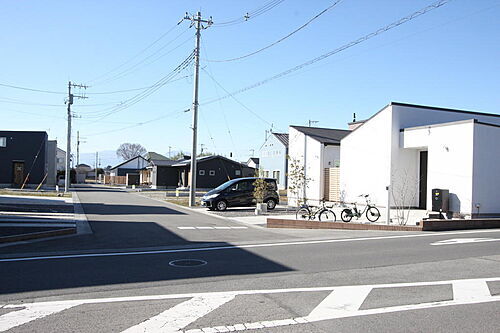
left=259, top=132, right=288, bottom=189
left=140, top=152, right=176, bottom=187
left=174, top=155, right=255, bottom=189
left=56, top=148, right=66, bottom=171
left=246, top=157, right=259, bottom=170
left=109, top=156, right=148, bottom=177
left=287, top=126, right=351, bottom=206
left=0, top=131, right=48, bottom=187
left=145, top=155, right=255, bottom=189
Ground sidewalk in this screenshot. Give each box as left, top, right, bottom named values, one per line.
left=0, top=193, right=88, bottom=244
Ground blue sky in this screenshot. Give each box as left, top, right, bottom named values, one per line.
left=1, top=0, right=499, bottom=166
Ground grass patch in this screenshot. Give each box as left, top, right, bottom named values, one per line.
left=164, top=197, right=196, bottom=207
left=0, top=190, right=71, bottom=198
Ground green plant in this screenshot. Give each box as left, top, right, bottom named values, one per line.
left=287, top=156, right=311, bottom=206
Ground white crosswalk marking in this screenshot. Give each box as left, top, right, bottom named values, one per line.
left=0, top=301, right=82, bottom=332
left=121, top=294, right=235, bottom=333
left=452, top=280, right=492, bottom=301
left=306, top=286, right=373, bottom=320
left=1, top=277, right=499, bottom=332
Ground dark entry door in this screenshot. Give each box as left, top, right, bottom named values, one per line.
left=12, top=162, right=25, bottom=187
left=418, top=151, right=428, bottom=209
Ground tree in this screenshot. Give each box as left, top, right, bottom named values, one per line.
left=390, top=169, right=420, bottom=225
left=116, top=143, right=147, bottom=161
left=287, top=156, right=311, bottom=207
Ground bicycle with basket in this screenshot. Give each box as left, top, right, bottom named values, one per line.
left=340, top=194, right=381, bottom=222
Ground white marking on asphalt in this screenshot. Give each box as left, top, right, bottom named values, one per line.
left=452, top=280, right=492, bottom=301
left=430, top=238, right=500, bottom=246
left=307, top=286, right=373, bottom=320
left=177, top=226, right=248, bottom=230
left=121, top=294, right=235, bottom=333
left=0, top=301, right=82, bottom=332
left=0, top=278, right=499, bottom=332
left=1, top=229, right=500, bottom=262
left=178, top=227, right=196, bottom=230
left=196, top=227, right=214, bottom=230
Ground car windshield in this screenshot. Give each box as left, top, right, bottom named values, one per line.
left=212, top=179, right=241, bottom=192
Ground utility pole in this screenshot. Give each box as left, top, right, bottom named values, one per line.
left=65, top=81, right=87, bottom=193
left=168, top=146, right=172, bottom=159
left=95, top=152, right=99, bottom=184
left=200, top=143, right=205, bottom=156
left=76, top=131, right=80, bottom=166
left=182, top=11, right=213, bottom=207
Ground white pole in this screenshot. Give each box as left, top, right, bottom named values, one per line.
left=386, top=185, right=391, bottom=225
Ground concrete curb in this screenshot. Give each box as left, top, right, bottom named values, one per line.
left=72, top=191, right=92, bottom=235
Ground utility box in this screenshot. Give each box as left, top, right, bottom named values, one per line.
left=432, top=188, right=449, bottom=212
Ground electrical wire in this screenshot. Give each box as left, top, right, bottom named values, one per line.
left=214, top=0, right=286, bottom=27
left=87, top=23, right=181, bottom=84
left=91, top=28, right=193, bottom=86
left=81, top=52, right=195, bottom=121
left=208, top=0, right=343, bottom=62
left=85, top=75, right=192, bottom=95
left=0, top=82, right=65, bottom=95
left=202, top=0, right=450, bottom=106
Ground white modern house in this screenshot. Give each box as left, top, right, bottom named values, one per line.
left=109, top=155, right=149, bottom=176
left=259, top=132, right=288, bottom=189
left=288, top=126, right=350, bottom=206
left=340, top=102, right=500, bottom=217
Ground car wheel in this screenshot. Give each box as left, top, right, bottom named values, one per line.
left=216, top=200, right=228, bottom=211
left=265, top=198, right=277, bottom=210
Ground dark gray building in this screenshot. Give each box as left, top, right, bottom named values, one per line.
left=0, top=131, right=48, bottom=187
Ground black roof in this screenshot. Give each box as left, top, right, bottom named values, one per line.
left=172, top=155, right=251, bottom=168
left=110, top=155, right=148, bottom=170
left=290, top=126, right=351, bottom=145
left=272, top=132, right=289, bottom=147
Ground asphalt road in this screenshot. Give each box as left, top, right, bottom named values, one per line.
left=0, top=186, right=499, bottom=332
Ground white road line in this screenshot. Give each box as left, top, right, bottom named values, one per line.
left=196, top=227, right=214, bottom=230
left=430, top=238, right=500, bottom=246
left=0, top=301, right=82, bottom=332
left=452, top=280, right=492, bottom=301
left=1, top=229, right=500, bottom=262
left=178, top=227, right=196, bottom=230
left=307, top=286, right=373, bottom=320
left=121, top=294, right=235, bottom=333
left=213, top=227, right=231, bottom=229
left=1, top=278, right=499, bottom=332
left=176, top=227, right=248, bottom=230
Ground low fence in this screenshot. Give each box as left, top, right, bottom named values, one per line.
left=103, top=175, right=126, bottom=185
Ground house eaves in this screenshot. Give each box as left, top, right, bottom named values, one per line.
left=290, top=126, right=350, bottom=145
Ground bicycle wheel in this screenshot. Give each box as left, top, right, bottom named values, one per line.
left=366, top=206, right=381, bottom=222
left=296, top=208, right=310, bottom=221
left=319, top=209, right=336, bottom=222
left=341, top=209, right=353, bottom=222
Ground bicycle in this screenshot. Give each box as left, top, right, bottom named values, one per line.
left=341, top=194, right=380, bottom=222
left=295, top=199, right=337, bottom=222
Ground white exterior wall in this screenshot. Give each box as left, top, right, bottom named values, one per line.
left=340, top=106, right=393, bottom=206
left=403, top=120, right=475, bottom=213
left=287, top=127, right=324, bottom=206
left=472, top=123, right=500, bottom=216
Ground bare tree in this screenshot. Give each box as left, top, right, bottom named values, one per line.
left=116, top=143, right=147, bottom=161
left=390, top=169, right=420, bottom=225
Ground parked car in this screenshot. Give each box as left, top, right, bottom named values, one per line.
left=201, top=177, right=279, bottom=211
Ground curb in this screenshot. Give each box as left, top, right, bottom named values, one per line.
left=72, top=191, right=93, bottom=235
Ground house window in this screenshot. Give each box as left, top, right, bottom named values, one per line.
left=273, top=170, right=280, bottom=183
left=235, top=170, right=241, bottom=176
left=199, top=169, right=205, bottom=176
left=263, top=170, right=269, bottom=177
left=209, top=170, right=215, bottom=176
left=0, top=137, right=6, bottom=147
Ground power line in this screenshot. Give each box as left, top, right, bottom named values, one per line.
left=202, top=0, right=450, bottom=106
left=201, top=67, right=275, bottom=128
left=91, top=28, right=193, bottom=86
left=0, top=82, right=65, bottom=95
left=85, top=75, right=191, bottom=95
left=87, top=23, right=181, bottom=84
left=208, top=0, right=343, bottom=62
left=213, top=0, right=286, bottom=27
